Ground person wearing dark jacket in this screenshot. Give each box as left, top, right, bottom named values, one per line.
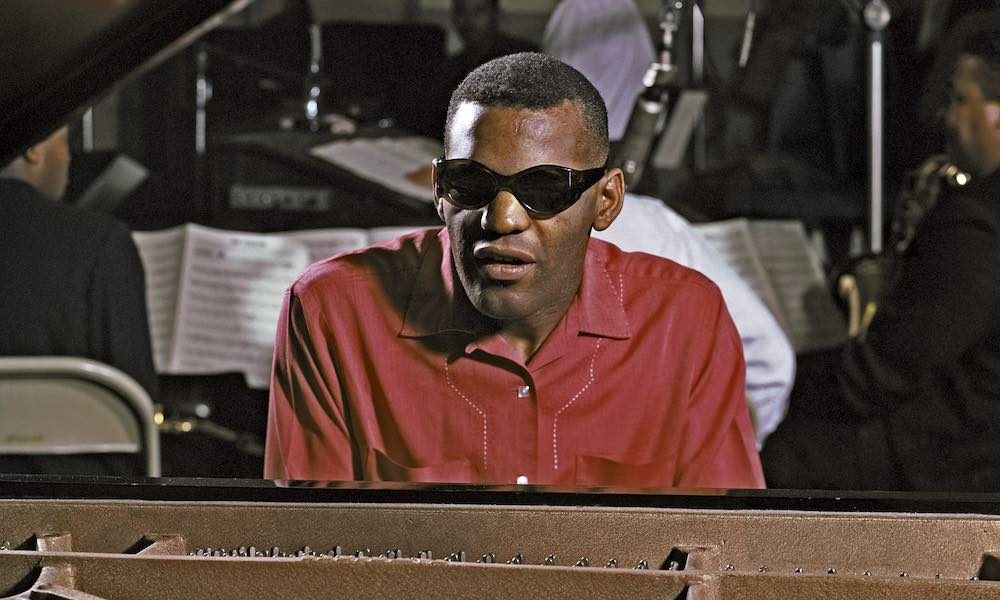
left=763, top=30, right=1000, bottom=492
left=0, top=126, right=158, bottom=474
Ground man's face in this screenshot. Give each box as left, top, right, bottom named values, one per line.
left=946, top=55, right=1000, bottom=176
left=437, top=101, right=614, bottom=326
left=35, top=126, right=71, bottom=201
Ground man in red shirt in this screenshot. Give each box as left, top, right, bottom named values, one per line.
left=265, top=52, right=764, bottom=488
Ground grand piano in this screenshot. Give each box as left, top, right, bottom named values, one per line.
left=3, top=2, right=1000, bottom=598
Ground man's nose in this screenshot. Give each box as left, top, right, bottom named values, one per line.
left=481, top=190, right=531, bottom=234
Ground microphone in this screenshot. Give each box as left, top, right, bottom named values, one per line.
left=612, top=0, right=685, bottom=190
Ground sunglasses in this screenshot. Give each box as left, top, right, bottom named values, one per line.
left=433, top=158, right=607, bottom=217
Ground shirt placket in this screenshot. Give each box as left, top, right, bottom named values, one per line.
left=512, top=376, right=537, bottom=485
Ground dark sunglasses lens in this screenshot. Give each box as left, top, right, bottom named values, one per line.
left=514, top=167, right=574, bottom=215
left=440, top=164, right=494, bottom=209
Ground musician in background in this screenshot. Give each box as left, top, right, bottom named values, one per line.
left=266, top=52, right=764, bottom=488
left=0, top=125, right=158, bottom=473
left=763, top=31, right=1000, bottom=492
left=415, top=0, right=537, bottom=138
left=542, top=0, right=796, bottom=448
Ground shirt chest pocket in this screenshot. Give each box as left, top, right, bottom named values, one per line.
left=365, top=447, right=477, bottom=483
left=573, top=454, right=678, bottom=488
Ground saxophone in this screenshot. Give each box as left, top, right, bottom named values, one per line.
left=889, top=154, right=971, bottom=258
left=838, top=155, right=971, bottom=338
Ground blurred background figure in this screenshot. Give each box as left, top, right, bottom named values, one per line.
left=416, top=0, right=537, bottom=139
left=762, top=27, right=1000, bottom=492
left=542, top=0, right=655, bottom=143
left=0, top=126, right=157, bottom=399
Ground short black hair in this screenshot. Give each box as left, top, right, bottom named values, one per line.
left=963, top=30, right=1000, bottom=100
left=444, top=52, right=609, bottom=164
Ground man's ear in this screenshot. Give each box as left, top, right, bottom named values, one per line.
left=21, top=142, right=42, bottom=165
left=592, top=167, right=624, bottom=231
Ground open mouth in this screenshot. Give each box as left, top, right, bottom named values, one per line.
left=473, top=249, right=535, bottom=282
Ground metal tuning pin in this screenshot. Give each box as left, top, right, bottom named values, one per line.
left=758, top=565, right=769, bottom=573
left=827, top=568, right=838, bottom=575
left=634, top=560, right=649, bottom=570
left=354, top=548, right=371, bottom=558
left=478, top=553, right=496, bottom=564
left=507, top=553, right=524, bottom=565
left=574, top=557, right=590, bottom=568
left=543, top=554, right=558, bottom=566
left=605, top=558, right=619, bottom=569
left=382, top=549, right=402, bottom=559
left=667, top=560, right=681, bottom=571
left=445, top=551, right=466, bottom=562
left=417, top=550, right=433, bottom=560
left=327, top=546, right=343, bottom=557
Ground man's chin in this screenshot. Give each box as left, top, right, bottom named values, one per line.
left=468, top=285, right=536, bottom=322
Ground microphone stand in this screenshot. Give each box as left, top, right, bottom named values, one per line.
left=864, top=0, right=891, bottom=255
left=840, top=0, right=892, bottom=254
left=612, top=0, right=686, bottom=189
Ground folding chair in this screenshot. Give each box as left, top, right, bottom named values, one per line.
left=0, top=357, right=160, bottom=476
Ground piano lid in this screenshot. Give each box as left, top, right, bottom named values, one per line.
left=0, top=0, right=250, bottom=165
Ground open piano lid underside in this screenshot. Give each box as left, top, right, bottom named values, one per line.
left=0, top=0, right=249, bottom=164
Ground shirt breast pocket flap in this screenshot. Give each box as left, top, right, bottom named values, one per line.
left=367, top=448, right=476, bottom=483
left=574, top=454, right=677, bottom=488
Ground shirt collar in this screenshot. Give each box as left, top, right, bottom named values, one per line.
left=573, top=238, right=631, bottom=340
left=399, top=230, right=631, bottom=340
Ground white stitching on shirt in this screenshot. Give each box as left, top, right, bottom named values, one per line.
left=552, top=338, right=603, bottom=471
left=444, top=360, right=488, bottom=467
left=600, top=266, right=625, bottom=307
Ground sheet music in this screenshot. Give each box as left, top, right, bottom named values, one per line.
left=310, top=136, right=441, bottom=202
left=132, top=227, right=186, bottom=372
left=283, top=228, right=370, bottom=264
left=169, top=225, right=310, bottom=388
left=695, top=219, right=787, bottom=332
left=747, top=221, right=846, bottom=353
left=133, top=223, right=440, bottom=387
left=695, top=219, right=846, bottom=353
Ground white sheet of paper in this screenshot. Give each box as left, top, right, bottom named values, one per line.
left=132, top=227, right=186, bottom=372
left=695, top=219, right=787, bottom=332
left=310, top=136, right=441, bottom=202
left=169, top=225, right=309, bottom=388
left=748, top=221, right=846, bottom=353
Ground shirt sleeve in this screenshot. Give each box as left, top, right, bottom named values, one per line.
left=264, top=286, right=356, bottom=481
left=839, top=196, right=1000, bottom=416
left=674, top=290, right=767, bottom=489
left=88, top=223, right=159, bottom=400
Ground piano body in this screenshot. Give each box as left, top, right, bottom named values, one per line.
left=4, top=3, right=1000, bottom=599
left=3, top=477, right=1000, bottom=599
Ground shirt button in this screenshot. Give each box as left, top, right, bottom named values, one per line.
left=516, top=475, right=529, bottom=485
left=516, top=385, right=531, bottom=399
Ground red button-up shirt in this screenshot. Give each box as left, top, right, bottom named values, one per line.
left=264, top=228, right=764, bottom=488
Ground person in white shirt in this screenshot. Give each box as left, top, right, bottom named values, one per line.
left=545, top=0, right=796, bottom=446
